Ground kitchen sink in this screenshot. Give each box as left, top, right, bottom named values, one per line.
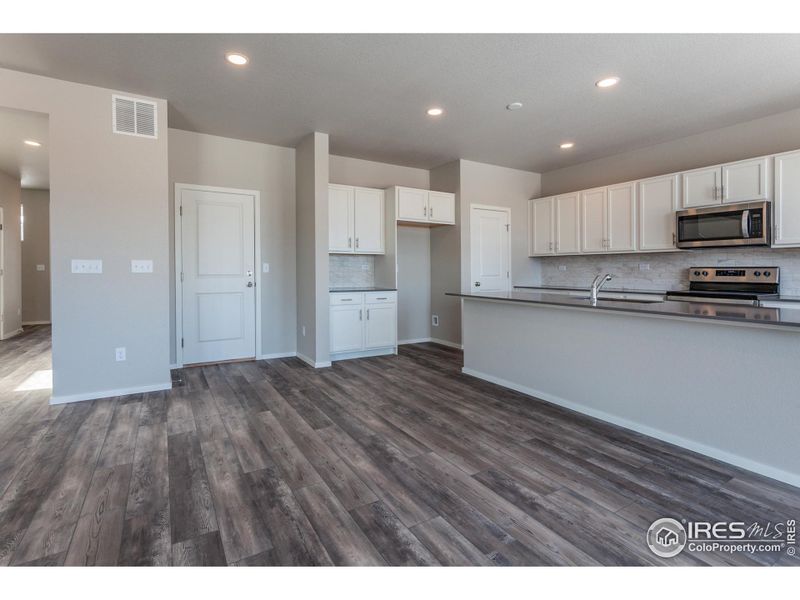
left=573, top=295, right=664, bottom=304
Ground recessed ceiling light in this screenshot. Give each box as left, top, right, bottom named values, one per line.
left=506, top=102, right=523, bottom=111
left=595, top=76, right=620, bottom=88
left=226, top=52, right=249, bottom=66
left=426, top=107, right=444, bottom=117
left=560, top=142, right=575, bottom=149
left=23, top=140, right=42, bottom=147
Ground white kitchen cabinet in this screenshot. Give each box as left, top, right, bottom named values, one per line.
left=330, top=292, right=397, bottom=359
left=682, top=157, right=771, bottom=208
left=329, top=184, right=354, bottom=253
left=555, top=193, right=581, bottom=254
left=329, top=184, right=384, bottom=254
left=638, top=174, right=679, bottom=251
left=607, top=182, right=636, bottom=252
left=528, top=197, right=555, bottom=256
left=581, top=187, right=607, bottom=252
left=392, top=187, right=455, bottom=225
left=330, top=305, right=364, bottom=353
left=364, top=304, right=397, bottom=349
left=428, top=191, right=456, bottom=224
left=773, top=150, right=800, bottom=247
left=353, top=187, right=384, bottom=253
left=722, top=157, right=770, bottom=204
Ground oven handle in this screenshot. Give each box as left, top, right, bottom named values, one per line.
left=741, top=209, right=750, bottom=239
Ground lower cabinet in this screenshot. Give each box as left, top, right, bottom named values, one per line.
left=330, top=292, right=397, bottom=359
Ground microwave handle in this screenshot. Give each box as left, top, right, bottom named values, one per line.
left=741, top=210, right=750, bottom=239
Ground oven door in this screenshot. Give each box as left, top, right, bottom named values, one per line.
left=676, top=201, right=769, bottom=248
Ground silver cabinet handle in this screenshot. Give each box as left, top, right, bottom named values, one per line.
left=430, top=206, right=434, bottom=218
left=366, top=309, right=370, bottom=320
left=355, top=237, right=359, bottom=248
left=348, top=237, right=352, bottom=248
left=376, top=297, right=387, bottom=300
left=721, top=185, right=725, bottom=200
left=549, top=242, right=553, bottom=251
left=672, top=232, right=676, bottom=246
left=359, top=309, right=362, bottom=320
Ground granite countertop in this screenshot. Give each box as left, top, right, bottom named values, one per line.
left=513, top=285, right=800, bottom=303
left=330, top=286, right=397, bottom=293
left=448, top=290, right=800, bottom=329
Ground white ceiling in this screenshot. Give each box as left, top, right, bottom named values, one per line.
left=0, top=106, right=49, bottom=189
left=1, top=34, right=800, bottom=173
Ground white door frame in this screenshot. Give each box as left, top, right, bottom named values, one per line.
left=174, top=183, right=262, bottom=367
left=0, top=207, right=4, bottom=340
left=469, top=203, right=512, bottom=291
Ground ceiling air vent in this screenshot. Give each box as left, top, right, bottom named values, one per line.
left=112, top=94, right=157, bottom=138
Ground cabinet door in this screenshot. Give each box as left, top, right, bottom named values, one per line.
left=773, top=150, right=800, bottom=247
left=682, top=166, right=720, bottom=208
left=722, top=157, right=770, bottom=204
left=554, top=193, right=580, bottom=254
left=638, top=174, right=679, bottom=251
left=364, top=304, right=396, bottom=349
left=529, top=197, right=554, bottom=255
left=330, top=306, right=364, bottom=353
left=428, top=191, right=455, bottom=224
left=353, top=187, right=384, bottom=254
left=396, top=188, right=428, bottom=221
left=329, top=185, right=354, bottom=253
left=606, top=182, right=636, bottom=252
left=581, top=187, right=607, bottom=252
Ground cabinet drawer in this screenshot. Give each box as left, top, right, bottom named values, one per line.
left=330, top=293, right=364, bottom=306
left=365, top=291, right=396, bottom=305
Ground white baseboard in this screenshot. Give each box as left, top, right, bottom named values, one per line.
left=22, top=320, right=51, bottom=326
left=1, top=328, right=24, bottom=340
left=296, top=352, right=332, bottom=369
left=331, top=347, right=395, bottom=362
left=50, top=381, right=173, bottom=405
left=462, top=366, right=800, bottom=489
left=431, top=337, right=463, bottom=350
left=259, top=351, right=297, bottom=360
left=398, top=337, right=432, bottom=345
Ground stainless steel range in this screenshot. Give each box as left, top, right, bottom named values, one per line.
left=666, top=267, right=780, bottom=306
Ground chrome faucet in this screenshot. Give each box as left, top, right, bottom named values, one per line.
left=590, top=273, right=614, bottom=304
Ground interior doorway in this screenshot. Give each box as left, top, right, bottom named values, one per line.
left=469, top=204, right=511, bottom=293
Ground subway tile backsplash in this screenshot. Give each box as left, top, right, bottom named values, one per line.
left=538, top=247, right=800, bottom=295
left=329, top=254, right=375, bottom=288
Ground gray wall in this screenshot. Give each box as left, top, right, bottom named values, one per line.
left=0, top=169, right=21, bottom=338
left=168, top=128, right=297, bottom=362
left=0, top=68, right=170, bottom=399
left=295, top=132, right=330, bottom=365
left=21, top=188, right=50, bottom=324
left=541, top=106, right=800, bottom=196
left=330, top=155, right=429, bottom=190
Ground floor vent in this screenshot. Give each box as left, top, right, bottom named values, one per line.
left=112, top=94, right=158, bottom=138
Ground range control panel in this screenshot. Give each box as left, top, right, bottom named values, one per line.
left=688, top=267, right=780, bottom=284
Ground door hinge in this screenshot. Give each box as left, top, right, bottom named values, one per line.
left=507, top=271, right=509, bottom=278
left=505, top=223, right=510, bottom=231
left=180, top=272, right=184, bottom=282
left=181, top=338, right=184, bottom=348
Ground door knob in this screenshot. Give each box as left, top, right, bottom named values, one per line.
left=474, top=282, right=481, bottom=287
left=247, top=281, right=254, bottom=288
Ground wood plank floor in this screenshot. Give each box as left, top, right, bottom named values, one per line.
left=1, top=325, right=799, bottom=566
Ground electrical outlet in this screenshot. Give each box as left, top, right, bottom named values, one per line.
left=361, top=264, right=369, bottom=271
left=639, top=263, right=650, bottom=271
left=302, top=326, right=306, bottom=337
left=432, top=315, right=439, bottom=327
left=558, top=265, right=567, bottom=272
left=36, top=264, right=46, bottom=271
left=115, top=347, right=126, bottom=362
left=131, top=259, right=154, bottom=273
left=71, top=259, right=102, bottom=274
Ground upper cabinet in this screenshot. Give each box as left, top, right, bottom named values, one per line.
left=638, top=174, right=679, bottom=252
left=681, top=157, right=771, bottom=208
left=579, top=183, right=636, bottom=253
left=528, top=197, right=554, bottom=255
left=555, top=192, right=581, bottom=254
left=391, top=186, right=456, bottom=225
left=773, top=150, right=800, bottom=247
left=328, top=184, right=385, bottom=254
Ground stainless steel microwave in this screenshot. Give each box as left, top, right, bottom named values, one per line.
left=676, top=200, right=770, bottom=249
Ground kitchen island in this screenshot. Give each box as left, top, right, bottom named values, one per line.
left=447, top=290, right=800, bottom=487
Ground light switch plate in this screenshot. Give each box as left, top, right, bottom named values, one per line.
left=558, top=265, right=567, bottom=272
left=71, top=259, right=102, bottom=274
left=36, top=264, right=46, bottom=271
left=115, top=347, right=126, bottom=361
left=131, top=259, right=154, bottom=273
left=263, top=262, right=270, bottom=273
left=639, top=263, right=651, bottom=271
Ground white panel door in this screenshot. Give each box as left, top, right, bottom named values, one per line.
left=428, top=191, right=456, bottom=224
left=773, top=150, right=800, bottom=247
left=353, top=187, right=384, bottom=253
left=470, top=206, right=510, bottom=292
left=329, top=184, right=354, bottom=253
left=607, top=182, right=636, bottom=252
left=682, top=166, right=720, bottom=208
left=722, top=157, right=770, bottom=204
left=180, top=187, right=256, bottom=364
left=638, top=174, right=679, bottom=251
left=529, top=197, right=554, bottom=256
left=396, top=188, right=429, bottom=221
left=555, top=193, right=581, bottom=254
left=330, top=306, right=364, bottom=352
left=364, top=304, right=396, bottom=349
left=581, top=187, right=607, bottom=252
